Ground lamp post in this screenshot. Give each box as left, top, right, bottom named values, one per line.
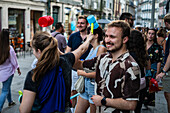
left=47, top=0, right=51, bottom=15
left=151, top=0, right=155, bottom=28
left=100, top=0, right=103, bottom=19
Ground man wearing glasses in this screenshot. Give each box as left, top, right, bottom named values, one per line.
left=120, top=12, right=135, bottom=28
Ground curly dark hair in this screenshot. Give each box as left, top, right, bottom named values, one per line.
left=127, top=30, right=148, bottom=68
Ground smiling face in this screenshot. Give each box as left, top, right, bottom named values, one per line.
left=77, top=19, right=88, bottom=32
left=105, top=27, right=124, bottom=53
left=147, top=29, right=156, bottom=41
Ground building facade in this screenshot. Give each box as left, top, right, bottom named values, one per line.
left=0, top=0, right=82, bottom=51
left=136, top=0, right=159, bottom=28
left=0, top=0, right=46, bottom=51
left=158, top=0, right=169, bottom=27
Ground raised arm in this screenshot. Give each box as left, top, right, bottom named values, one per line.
left=72, top=34, right=94, bottom=70
left=65, top=46, right=72, bottom=53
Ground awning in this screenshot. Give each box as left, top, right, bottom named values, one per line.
left=97, top=19, right=111, bottom=24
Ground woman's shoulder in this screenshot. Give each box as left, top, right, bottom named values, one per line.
left=98, top=45, right=106, bottom=50
left=24, top=70, right=37, bottom=92
left=26, top=70, right=34, bottom=80
left=97, top=45, right=107, bottom=54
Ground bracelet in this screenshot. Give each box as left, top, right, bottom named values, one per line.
left=161, top=69, right=167, bottom=74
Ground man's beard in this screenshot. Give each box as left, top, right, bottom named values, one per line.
left=107, top=42, right=123, bottom=53
left=130, top=23, right=133, bottom=28
left=79, top=26, right=87, bottom=32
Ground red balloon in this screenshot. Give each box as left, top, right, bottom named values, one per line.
left=38, top=16, right=54, bottom=27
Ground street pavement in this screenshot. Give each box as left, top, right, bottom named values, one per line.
left=0, top=52, right=169, bottom=113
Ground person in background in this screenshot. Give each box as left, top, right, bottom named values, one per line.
left=156, top=13, right=170, bottom=113
left=50, top=26, right=55, bottom=33
left=157, top=28, right=167, bottom=53
left=144, top=28, right=163, bottom=108
left=75, top=26, right=107, bottom=113
left=73, top=20, right=141, bottom=113
left=157, top=28, right=167, bottom=70
left=128, top=30, right=148, bottom=113
left=146, top=28, right=163, bottom=78
left=120, top=12, right=135, bottom=28
left=135, top=25, right=142, bottom=32
left=19, top=31, right=95, bottom=113
left=65, top=15, right=92, bottom=109
left=0, top=29, right=21, bottom=113
left=51, top=22, right=67, bottom=53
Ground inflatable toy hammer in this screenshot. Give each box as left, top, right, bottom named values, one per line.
left=149, top=78, right=160, bottom=93
left=87, top=15, right=99, bottom=34
left=38, top=16, right=54, bottom=27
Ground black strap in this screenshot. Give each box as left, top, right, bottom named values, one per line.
left=53, top=32, right=61, bottom=37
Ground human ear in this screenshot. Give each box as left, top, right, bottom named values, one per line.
left=95, top=34, right=98, bottom=39
left=37, top=49, right=42, bottom=55
left=123, top=36, right=128, bottom=44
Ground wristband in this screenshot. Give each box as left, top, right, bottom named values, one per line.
left=161, top=69, right=168, bottom=76
left=101, top=97, right=107, bottom=105
left=161, top=69, right=167, bottom=74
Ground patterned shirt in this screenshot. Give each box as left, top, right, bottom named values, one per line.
left=83, top=51, right=141, bottom=113
left=148, top=43, right=163, bottom=64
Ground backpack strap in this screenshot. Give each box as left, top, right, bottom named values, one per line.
left=53, top=32, right=61, bottom=37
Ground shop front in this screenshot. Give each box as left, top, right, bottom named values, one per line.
left=30, top=10, right=42, bottom=39
left=8, top=8, right=25, bottom=52
left=52, top=6, right=59, bottom=27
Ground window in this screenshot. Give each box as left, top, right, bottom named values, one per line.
left=104, top=1, right=106, bottom=7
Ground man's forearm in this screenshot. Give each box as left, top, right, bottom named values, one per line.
left=65, top=46, right=71, bottom=53
left=106, top=98, right=137, bottom=110
left=163, top=54, right=170, bottom=72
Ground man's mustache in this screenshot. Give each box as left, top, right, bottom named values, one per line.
left=106, top=42, right=114, bottom=45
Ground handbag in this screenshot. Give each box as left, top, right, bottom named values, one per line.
left=74, top=76, right=85, bottom=93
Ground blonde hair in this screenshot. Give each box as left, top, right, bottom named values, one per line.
left=31, top=31, right=60, bottom=81
left=78, top=15, right=88, bottom=23
left=108, top=20, right=130, bottom=39
left=164, top=13, right=170, bottom=24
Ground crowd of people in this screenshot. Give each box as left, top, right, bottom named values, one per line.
left=0, top=12, right=170, bottom=113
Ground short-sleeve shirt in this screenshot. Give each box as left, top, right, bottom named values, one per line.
left=148, top=43, right=163, bottom=64
left=24, top=53, right=75, bottom=105
left=67, top=31, right=92, bottom=60
left=83, top=51, right=141, bottom=113
left=51, top=32, right=67, bottom=53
